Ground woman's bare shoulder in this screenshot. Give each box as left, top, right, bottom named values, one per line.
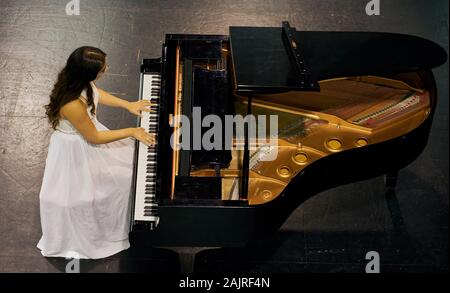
left=60, top=98, right=88, bottom=119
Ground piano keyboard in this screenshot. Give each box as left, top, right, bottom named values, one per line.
left=133, top=72, right=161, bottom=229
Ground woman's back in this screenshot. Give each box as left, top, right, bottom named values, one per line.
left=56, top=82, right=99, bottom=134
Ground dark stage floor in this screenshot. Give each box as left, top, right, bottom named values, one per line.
left=0, top=0, right=448, bottom=273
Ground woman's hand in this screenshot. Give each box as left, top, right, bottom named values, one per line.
left=132, top=127, right=156, bottom=146
left=127, top=100, right=154, bottom=116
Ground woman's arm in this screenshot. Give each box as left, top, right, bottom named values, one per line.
left=98, top=88, right=153, bottom=116
left=60, top=99, right=155, bottom=146
left=98, top=88, right=130, bottom=109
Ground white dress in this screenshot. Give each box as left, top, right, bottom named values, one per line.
left=37, top=83, right=135, bottom=259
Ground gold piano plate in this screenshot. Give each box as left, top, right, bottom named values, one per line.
left=234, top=75, right=431, bottom=205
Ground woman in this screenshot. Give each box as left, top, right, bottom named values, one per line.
left=37, top=46, right=154, bottom=259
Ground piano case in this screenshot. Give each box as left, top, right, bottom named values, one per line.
left=130, top=22, right=447, bottom=248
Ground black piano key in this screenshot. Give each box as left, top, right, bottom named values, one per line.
left=144, top=206, right=158, bottom=210
left=143, top=213, right=159, bottom=217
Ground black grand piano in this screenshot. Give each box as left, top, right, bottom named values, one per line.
left=128, top=22, right=447, bottom=265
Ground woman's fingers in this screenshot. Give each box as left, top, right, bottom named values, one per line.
left=137, top=100, right=155, bottom=113
left=129, top=101, right=155, bottom=116
left=138, top=131, right=156, bottom=147
left=141, top=108, right=154, bottom=113
left=139, top=100, right=154, bottom=107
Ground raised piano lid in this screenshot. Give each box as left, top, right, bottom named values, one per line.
left=229, top=23, right=447, bottom=94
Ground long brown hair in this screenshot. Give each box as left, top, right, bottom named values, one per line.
left=45, top=46, right=106, bottom=129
